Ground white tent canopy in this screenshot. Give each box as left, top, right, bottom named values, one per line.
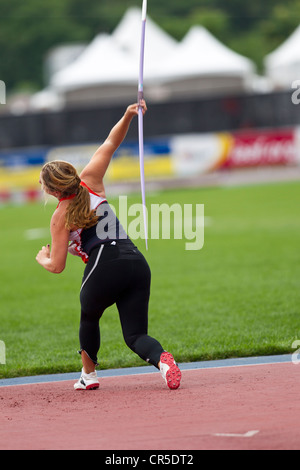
left=50, top=34, right=137, bottom=90
left=49, top=7, right=180, bottom=104
left=50, top=8, right=178, bottom=91
left=264, top=25, right=300, bottom=88
left=112, top=7, right=178, bottom=75
left=146, top=26, right=255, bottom=98
left=47, top=8, right=255, bottom=106
left=150, top=25, right=255, bottom=81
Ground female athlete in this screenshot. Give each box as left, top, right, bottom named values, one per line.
left=36, top=101, right=181, bottom=391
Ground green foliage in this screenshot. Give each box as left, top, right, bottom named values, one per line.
left=1, top=0, right=300, bottom=92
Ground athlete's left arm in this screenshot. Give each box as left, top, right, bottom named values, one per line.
left=36, top=209, right=69, bottom=273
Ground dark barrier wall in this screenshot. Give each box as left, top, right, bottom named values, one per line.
left=0, top=90, right=299, bottom=150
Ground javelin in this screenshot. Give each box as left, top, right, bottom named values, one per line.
left=138, top=0, right=148, bottom=250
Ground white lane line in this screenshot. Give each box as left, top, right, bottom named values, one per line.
left=213, top=430, right=260, bottom=438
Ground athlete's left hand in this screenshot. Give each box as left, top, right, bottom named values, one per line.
left=36, top=244, right=50, bottom=265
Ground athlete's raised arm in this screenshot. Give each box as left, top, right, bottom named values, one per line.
left=80, top=100, right=147, bottom=196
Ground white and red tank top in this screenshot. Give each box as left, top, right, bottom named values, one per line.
left=59, top=181, right=127, bottom=264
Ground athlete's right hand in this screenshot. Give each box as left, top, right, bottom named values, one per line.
left=126, top=100, right=147, bottom=118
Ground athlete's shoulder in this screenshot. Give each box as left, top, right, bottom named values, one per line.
left=51, top=201, right=68, bottom=228
left=80, top=181, right=106, bottom=198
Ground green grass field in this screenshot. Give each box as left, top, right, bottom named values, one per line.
left=0, top=180, right=300, bottom=379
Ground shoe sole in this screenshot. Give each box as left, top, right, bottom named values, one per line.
left=160, top=352, right=182, bottom=390
left=74, top=382, right=99, bottom=391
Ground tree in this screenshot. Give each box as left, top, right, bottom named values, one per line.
left=1, top=0, right=300, bottom=92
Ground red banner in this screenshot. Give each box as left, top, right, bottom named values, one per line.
left=222, top=129, right=297, bottom=168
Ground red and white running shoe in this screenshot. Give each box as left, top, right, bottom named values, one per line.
left=159, top=352, right=181, bottom=390
left=74, top=368, right=99, bottom=391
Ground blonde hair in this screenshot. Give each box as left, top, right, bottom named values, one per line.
left=40, top=160, right=98, bottom=230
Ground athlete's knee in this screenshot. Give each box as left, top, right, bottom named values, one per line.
left=123, top=333, right=164, bottom=367
left=80, top=293, right=101, bottom=319
left=123, top=333, right=138, bottom=350
left=124, top=333, right=147, bottom=352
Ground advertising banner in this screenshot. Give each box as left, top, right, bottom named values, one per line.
left=170, top=127, right=300, bottom=175
left=221, top=128, right=298, bottom=169
left=46, top=141, right=175, bottom=183
left=0, top=127, right=299, bottom=204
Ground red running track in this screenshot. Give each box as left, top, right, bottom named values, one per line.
left=0, top=362, right=299, bottom=450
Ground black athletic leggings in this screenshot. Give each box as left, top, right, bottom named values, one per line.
left=79, top=240, right=164, bottom=367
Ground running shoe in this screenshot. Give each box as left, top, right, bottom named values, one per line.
left=159, top=352, right=181, bottom=390
left=74, top=368, right=99, bottom=391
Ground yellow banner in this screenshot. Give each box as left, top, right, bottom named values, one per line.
left=0, top=167, right=41, bottom=190
left=106, top=155, right=174, bottom=181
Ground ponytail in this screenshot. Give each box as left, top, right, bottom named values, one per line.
left=65, top=184, right=99, bottom=230
left=41, top=160, right=99, bottom=230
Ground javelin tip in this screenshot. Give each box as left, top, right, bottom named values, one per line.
left=142, top=0, right=147, bottom=21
